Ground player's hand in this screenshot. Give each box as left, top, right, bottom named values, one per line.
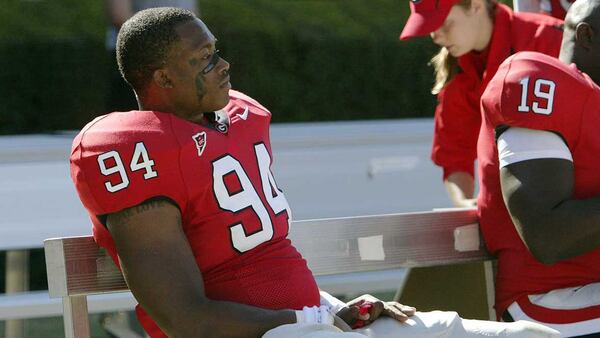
left=332, top=314, right=353, bottom=332
left=335, top=294, right=416, bottom=329
left=458, top=198, right=477, bottom=208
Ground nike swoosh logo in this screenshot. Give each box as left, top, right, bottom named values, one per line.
left=236, top=106, right=249, bottom=120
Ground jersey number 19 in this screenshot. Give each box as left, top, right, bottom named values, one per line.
left=517, top=77, right=556, bottom=115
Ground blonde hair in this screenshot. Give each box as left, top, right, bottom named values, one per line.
left=430, top=0, right=497, bottom=94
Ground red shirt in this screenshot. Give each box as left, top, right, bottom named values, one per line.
left=431, top=4, right=563, bottom=179
left=481, top=52, right=600, bottom=320
left=70, top=90, right=319, bottom=337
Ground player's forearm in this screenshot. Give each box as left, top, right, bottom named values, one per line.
left=164, top=300, right=296, bottom=338
left=516, top=197, right=600, bottom=265
left=444, top=171, right=476, bottom=207
left=127, top=264, right=296, bottom=337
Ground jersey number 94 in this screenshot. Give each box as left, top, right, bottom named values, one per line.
left=97, top=142, right=291, bottom=253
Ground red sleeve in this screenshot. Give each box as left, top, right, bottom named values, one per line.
left=431, top=73, right=480, bottom=179
left=482, top=52, right=589, bottom=149
left=70, top=112, right=188, bottom=217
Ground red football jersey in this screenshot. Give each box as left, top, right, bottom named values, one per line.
left=480, top=52, right=600, bottom=320
left=70, top=90, right=320, bottom=336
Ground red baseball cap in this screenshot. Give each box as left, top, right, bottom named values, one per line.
left=400, top=0, right=460, bottom=40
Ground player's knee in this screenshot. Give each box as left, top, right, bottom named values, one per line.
left=412, top=310, right=462, bottom=330
left=505, top=320, right=561, bottom=338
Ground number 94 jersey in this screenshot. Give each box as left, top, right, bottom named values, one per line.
left=481, top=52, right=600, bottom=314
left=70, top=90, right=320, bottom=311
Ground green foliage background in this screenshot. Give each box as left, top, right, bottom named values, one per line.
left=0, top=0, right=439, bottom=134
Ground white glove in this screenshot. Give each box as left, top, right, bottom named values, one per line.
left=295, top=305, right=335, bottom=325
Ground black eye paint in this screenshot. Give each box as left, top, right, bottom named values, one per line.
left=201, top=50, right=220, bottom=74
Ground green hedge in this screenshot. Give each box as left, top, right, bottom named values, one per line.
left=0, top=38, right=109, bottom=134
left=203, top=0, right=439, bottom=122
left=0, top=0, right=440, bottom=134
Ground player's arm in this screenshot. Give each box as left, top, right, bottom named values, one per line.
left=106, top=197, right=296, bottom=338
left=444, top=172, right=477, bottom=208
left=319, top=291, right=415, bottom=329
left=431, top=76, right=479, bottom=207
left=499, top=128, right=600, bottom=265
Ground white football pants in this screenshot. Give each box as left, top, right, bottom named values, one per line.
left=262, top=311, right=562, bottom=338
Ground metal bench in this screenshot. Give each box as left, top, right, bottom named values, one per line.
left=44, top=208, right=494, bottom=338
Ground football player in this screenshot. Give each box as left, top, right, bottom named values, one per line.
left=481, top=0, right=600, bottom=335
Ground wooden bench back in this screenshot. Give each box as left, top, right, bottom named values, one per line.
left=45, top=208, right=490, bottom=298
left=44, top=208, right=493, bottom=338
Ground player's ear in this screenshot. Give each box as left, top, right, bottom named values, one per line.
left=153, top=69, right=173, bottom=89
left=574, top=22, right=593, bottom=50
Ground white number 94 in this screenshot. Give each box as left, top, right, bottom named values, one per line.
left=97, top=142, right=158, bottom=193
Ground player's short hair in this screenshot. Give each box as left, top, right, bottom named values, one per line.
left=116, top=7, right=196, bottom=91
left=564, top=0, right=600, bottom=29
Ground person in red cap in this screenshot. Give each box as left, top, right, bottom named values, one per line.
left=400, top=0, right=563, bottom=209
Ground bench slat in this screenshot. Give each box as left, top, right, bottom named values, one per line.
left=291, top=208, right=489, bottom=275
left=45, top=236, right=128, bottom=298
left=45, top=209, right=491, bottom=298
